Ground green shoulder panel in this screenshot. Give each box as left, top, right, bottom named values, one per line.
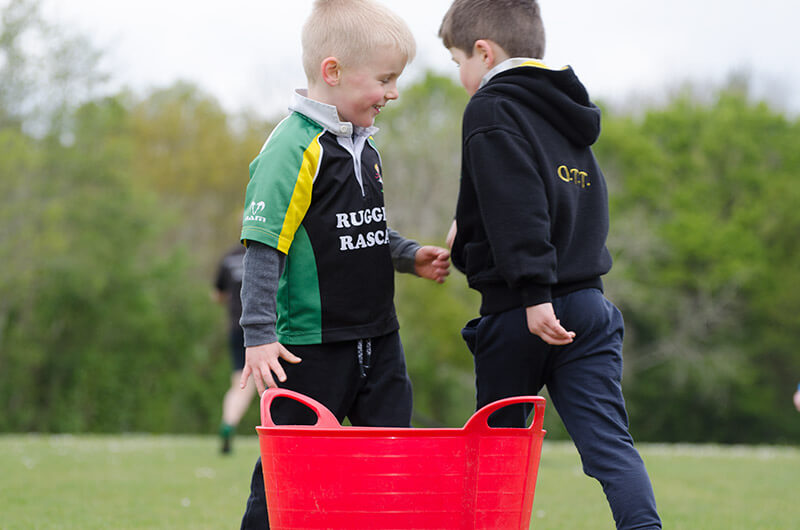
left=241, top=113, right=324, bottom=252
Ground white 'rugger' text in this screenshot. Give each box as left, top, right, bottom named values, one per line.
left=336, top=207, right=389, bottom=251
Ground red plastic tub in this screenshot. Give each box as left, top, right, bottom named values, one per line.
left=257, top=388, right=546, bottom=529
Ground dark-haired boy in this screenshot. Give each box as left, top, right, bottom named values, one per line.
left=439, top=1, right=661, bottom=528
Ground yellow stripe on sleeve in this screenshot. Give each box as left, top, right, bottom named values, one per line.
left=276, top=133, right=323, bottom=253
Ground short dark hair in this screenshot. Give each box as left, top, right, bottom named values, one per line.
left=439, top=0, right=545, bottom=58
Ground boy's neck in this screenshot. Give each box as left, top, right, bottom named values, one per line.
left=306, top=84, right=336, bottom=109
left=290, top=89, right=376, bottom=138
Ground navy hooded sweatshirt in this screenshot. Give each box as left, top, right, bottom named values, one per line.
left=451, top=62, right=613, bottom=315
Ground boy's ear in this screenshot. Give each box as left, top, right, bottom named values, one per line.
left=474, top=39, right=497, bottom=69
left=321, top=57, right=341, bottom=87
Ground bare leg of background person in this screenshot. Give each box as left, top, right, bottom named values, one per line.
left=221, top=370, right=257, bottom=454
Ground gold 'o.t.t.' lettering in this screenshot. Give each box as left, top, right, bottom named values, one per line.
left=557, top=165, right=591, bottom=189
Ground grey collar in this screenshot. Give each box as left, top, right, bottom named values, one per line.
left=480, top=57, right=544, bottom=89
left=289, top=89, right=379, bottom=138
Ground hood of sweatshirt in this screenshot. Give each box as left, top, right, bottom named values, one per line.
left=477, top=65, right=601, bottom=147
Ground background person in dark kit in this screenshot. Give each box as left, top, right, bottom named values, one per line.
left=213, top=244, right=256, bottom=454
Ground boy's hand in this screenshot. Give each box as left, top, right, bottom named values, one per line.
left=526, top=303, right=576, bottom=345
left=240, top=342, right=302, bottom=395
left=415, top=246, right=451, bottom=283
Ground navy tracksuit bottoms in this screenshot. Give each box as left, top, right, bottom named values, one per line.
left=462, top=288, right=661, bottom=530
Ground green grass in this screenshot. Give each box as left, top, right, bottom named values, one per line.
left=534, top=443, right=799, bottom=529
left=1, top=435, right=798, bottom=529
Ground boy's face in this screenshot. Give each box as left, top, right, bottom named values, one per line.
left=333, top=48, right=407, bottom=128
left=449, top=47, right=490, bottom=96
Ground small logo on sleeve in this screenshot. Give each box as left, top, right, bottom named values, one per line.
left=245, top=200, right=266, bottom=222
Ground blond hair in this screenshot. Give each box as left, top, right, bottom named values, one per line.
left=302, top=0, right=416, bottom=85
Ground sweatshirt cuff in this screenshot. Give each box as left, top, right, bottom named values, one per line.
left=242, top=325, right=278, bottom=347
left=388, top=228, right=421, bottom=275
left=393, top=244, right=420, bottom=275
left=519, top=283, right=552, bottom=307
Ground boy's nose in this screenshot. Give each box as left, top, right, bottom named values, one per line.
left=385, top=84, right=399, bottom=100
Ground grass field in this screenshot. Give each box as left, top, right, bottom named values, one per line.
left=1, top=434, right=797, bottom=529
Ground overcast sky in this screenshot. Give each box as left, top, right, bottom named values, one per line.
left=32, top=0, right=800, bottom=118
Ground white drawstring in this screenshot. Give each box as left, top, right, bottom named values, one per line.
left=357, top=338, right=372, bottom=377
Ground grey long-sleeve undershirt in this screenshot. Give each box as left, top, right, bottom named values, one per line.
left=239, top=229, right=420, bottom=347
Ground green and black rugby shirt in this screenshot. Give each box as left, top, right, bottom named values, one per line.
left=241, top=91, right=398, bottom=345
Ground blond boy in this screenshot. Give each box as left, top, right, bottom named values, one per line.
left=238, top=1, right=449, bottom=527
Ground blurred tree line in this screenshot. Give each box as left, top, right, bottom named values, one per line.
left=2, top=0, right=799, bottom=442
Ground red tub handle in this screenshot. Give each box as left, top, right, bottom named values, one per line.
left=463, top=395, right=546, bottom=432
left=260, top=388, right=341, bottom=428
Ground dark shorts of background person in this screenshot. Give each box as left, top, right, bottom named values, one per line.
left=461, top=288, right=661, bottom=530
left=239, top=330, right=413, bottom=530
left=229, top=327, right=246, bottom=372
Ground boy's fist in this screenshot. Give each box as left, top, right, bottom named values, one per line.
left=414, top=246, right=451, bottom=284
